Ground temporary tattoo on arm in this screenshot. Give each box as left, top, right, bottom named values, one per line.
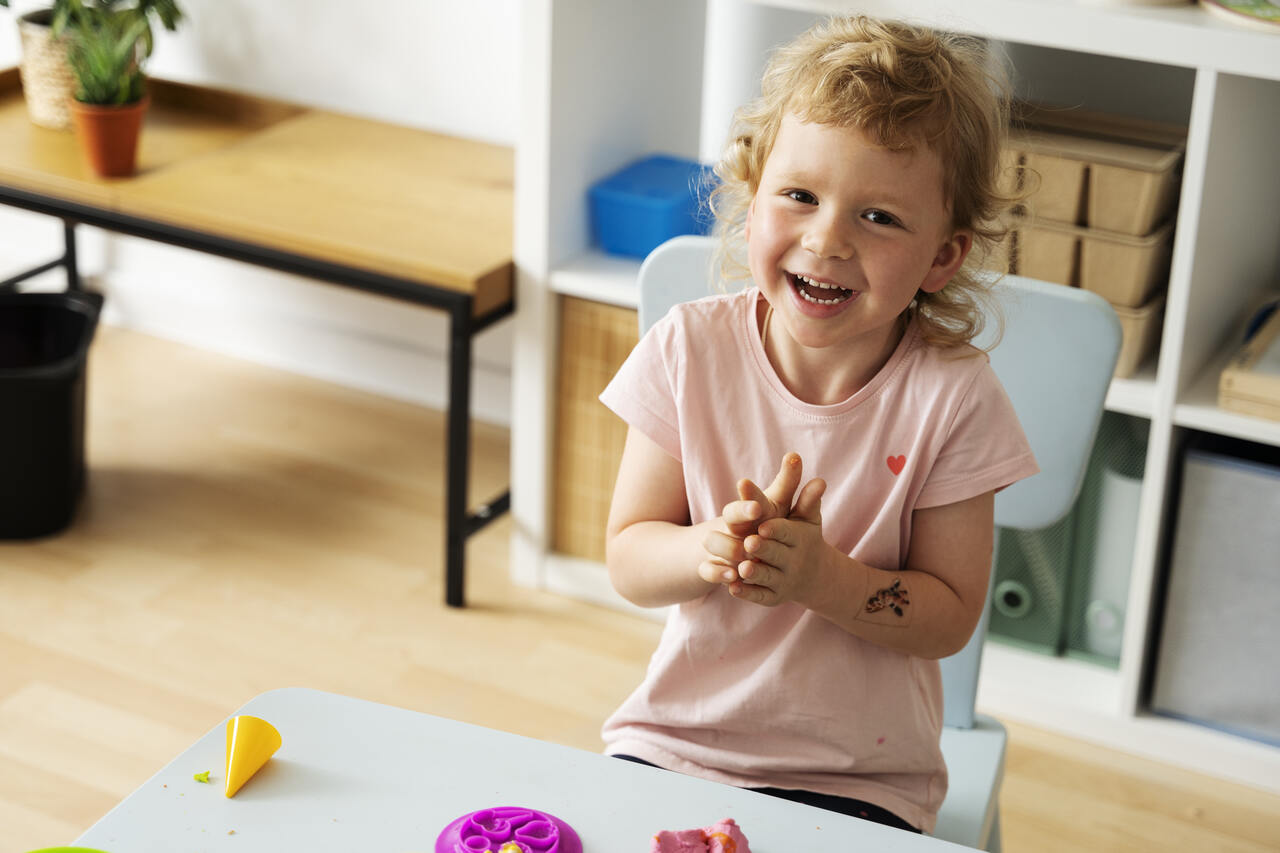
left=860, top=578, right=912, bottom=624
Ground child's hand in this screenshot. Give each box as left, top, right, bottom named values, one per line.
left=699, top=453, right=803, bottom=586
left=730, top=476, right=830, bottom=606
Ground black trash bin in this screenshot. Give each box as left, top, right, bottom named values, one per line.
left=0, top=290, right=104, bottom=538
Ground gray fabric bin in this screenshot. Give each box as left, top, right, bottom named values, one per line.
left=1151, top=440, right=1280, bottom=746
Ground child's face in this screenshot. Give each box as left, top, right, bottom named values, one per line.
left=746, top=113, right=970, bottom=359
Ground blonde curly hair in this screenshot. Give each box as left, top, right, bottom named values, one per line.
left=712, top=15, right=1016, bottom=348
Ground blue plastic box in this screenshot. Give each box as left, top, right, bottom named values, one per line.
left=589, top=154, right=716, bottom=259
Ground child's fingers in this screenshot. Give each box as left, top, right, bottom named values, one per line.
left=728, top=579, right=779, bottom=606
left=743, top=533, right=785, bottom=564
left=790, top=477, right=826, bottom=524
left=761, top=452, right=803, bottom=513
left=698, top=558, right=739, bottom=585
left=722, top=497, right=762, bottom=528
left=736, top=477, right=769, bottom=508
left=702, top=529, right=747, bottom=567
left=737, top=558, right=779, bottom=589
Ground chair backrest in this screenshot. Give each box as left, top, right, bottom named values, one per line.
left=941, top=267, right=1120, bottom=728
left=637, top=235, right=734, bottom=335
left=637, top=235, right=1122, bottom=729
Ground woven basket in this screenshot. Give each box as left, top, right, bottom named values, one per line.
left=552, top=297, right=639, bottom=563
left=18, top=10, right=76, bottom=130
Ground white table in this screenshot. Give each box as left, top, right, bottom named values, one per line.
left=76, top=688, right=968, bottom=852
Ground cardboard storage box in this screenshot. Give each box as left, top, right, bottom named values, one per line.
left=1019, top=142, right=1088, bottom=225
left=1113, top=292, right=1165, bottom=378
left=1007, top=108, right=1184, bottom=236
left=1090, top=145, right=1183, bottom=235
left=1013, top=218, right=1172, bottom=308
left=1017, top=220, right=1078, bottom=286
left=1219, top=304, right=1280, bottom=422
left=1079, top=221, right=1174, bottom=307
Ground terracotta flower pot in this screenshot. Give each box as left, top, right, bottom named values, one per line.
left=69, top=95, right=150, bottom=178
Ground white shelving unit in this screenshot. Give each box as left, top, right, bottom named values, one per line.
left=515, top=0, right=1280, bottom=793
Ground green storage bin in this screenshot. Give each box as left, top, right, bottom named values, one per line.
left=988, top=514, right=1074, bottom=655
left=988, top=411, right=1149, bottom=661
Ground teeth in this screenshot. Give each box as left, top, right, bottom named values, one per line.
left=793, top=273, right=852, bottom=305
left=799, top=289, right=846, bottom=305
left=795, top=273, right=841, bottom=289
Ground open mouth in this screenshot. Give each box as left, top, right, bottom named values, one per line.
left=789, top=272, right=855, bottom=305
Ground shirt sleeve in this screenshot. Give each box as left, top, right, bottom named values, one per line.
left=599, top=312, right=683, bottom=461
left=915, top=362, right=1039, bottom=509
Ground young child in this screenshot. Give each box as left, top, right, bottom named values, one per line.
left=598, top=16, right=1039, bottom=834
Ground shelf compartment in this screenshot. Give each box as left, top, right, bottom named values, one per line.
left=550, top=252, right=641, bottom=308
left=1177, top=344, right=1280, bottom=447
left=759, top=0, right=1280, bottom=81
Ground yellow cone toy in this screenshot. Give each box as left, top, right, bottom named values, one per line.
left=224, top=715, right=281, bottom=798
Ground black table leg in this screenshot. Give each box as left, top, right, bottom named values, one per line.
left=0, top=219, right=80, bottom=291
left=444, top=298, right=516, bottom=607
left=0, top=257, right=62, bottom=290
left=445, top=299, right=474, bottom=608
left=0, top=184, right=518, bottom=609
left=64, top=220, right=82, bottom=291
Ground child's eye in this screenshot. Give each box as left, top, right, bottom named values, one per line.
left=785, top=189, right=817, bottom=205
left=864, top=210, right=899, bottom=227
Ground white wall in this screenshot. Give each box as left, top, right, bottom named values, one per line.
left=0, top=0, right=520, bottom=424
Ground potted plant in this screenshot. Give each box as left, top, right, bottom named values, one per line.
left=60, top=1, right=183, bottom=176
left=0, top=1, right=183, bottom=132
left=63, top=3, right=151, bottom=176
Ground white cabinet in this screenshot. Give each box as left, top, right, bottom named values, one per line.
left=514, top=0, right=1280, bottom=792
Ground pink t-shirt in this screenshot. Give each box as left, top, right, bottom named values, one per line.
left=599, top=288, right=1038, bottom=832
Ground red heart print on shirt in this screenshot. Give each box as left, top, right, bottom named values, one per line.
left=887, top=455, right=906, bottom=475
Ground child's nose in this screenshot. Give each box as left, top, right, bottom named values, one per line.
left=801, top=211, right=854, bottom=259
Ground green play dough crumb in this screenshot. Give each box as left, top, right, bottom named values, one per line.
left=193, top=770, right=211, bottom=783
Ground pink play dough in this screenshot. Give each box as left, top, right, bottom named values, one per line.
left=650, top=818, right=750, bottom=853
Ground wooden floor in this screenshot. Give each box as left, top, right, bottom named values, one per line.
left=2, top=326, right=1278, bottom=852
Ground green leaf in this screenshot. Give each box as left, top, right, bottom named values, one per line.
left=51, top=0, right=185, bottom=104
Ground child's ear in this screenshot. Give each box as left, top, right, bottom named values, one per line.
left=919, top=230, right=973, bottom=294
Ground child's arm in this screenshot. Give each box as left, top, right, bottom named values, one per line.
left=604, top=431, right=803, bottom=608
left=734, top=477, right=994, bottom=660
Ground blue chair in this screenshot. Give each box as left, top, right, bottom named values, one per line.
left=637, top=235, right=1121, bottom=849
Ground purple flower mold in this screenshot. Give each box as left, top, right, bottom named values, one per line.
left=435, top=806, right=583, bottom=853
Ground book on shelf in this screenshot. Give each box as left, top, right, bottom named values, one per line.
left=1220, top=298, right=1280, bottom=421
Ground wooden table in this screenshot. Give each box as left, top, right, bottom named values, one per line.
left=0, top=70, right=514, bottom=606
left=74, top=687, right=969, bottom=851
